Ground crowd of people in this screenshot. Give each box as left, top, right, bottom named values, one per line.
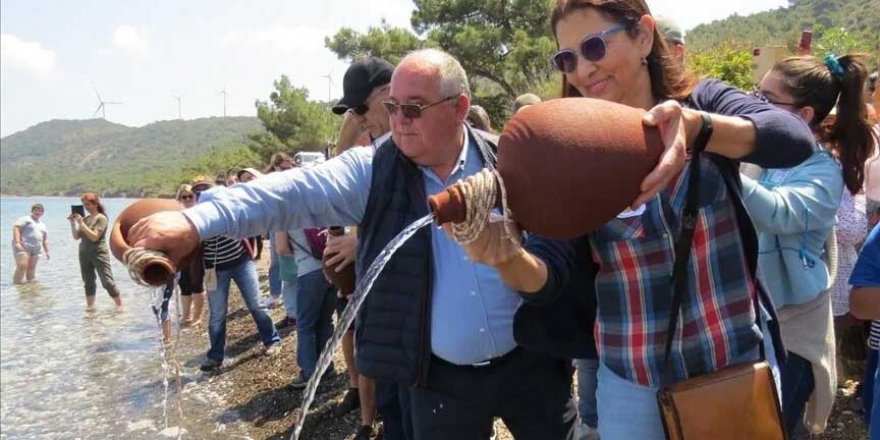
left=12, top=0, right=880, bottom=439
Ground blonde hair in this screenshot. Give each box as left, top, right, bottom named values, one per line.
left=176, top=184, right=194, bottom=200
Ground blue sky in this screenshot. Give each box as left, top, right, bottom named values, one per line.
left=0, top=0, right=788, bottom=137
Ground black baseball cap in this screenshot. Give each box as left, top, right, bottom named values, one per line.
left=331, top=57, right=394, bottom=115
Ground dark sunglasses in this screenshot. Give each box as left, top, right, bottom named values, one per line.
left=353, top=104, right=369, bottom=116
left=179, top=194, right=194, bottom=201
left=751, top=89, right=799, bottom=107
left=551, top=23, right=629, bottom=73
left=382, top=95, right=458, bottom=119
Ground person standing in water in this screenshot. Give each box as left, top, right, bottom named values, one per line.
left=69, top=192, right=123, bottom=310
left=12, top=203, right=50, bottom=284
left=176, top=184, right=206, bottom=326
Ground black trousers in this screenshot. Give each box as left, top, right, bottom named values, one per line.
left=377, top=379, right=413, bottom=440
left=409, top=348, right=576, bottom=440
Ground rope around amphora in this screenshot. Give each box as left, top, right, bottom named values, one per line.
left=447, top=168, right=520, bottom=247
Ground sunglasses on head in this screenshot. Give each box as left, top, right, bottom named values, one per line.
left=382, top=95, right=458, bottom=119
left=551, top=23, right=630, bottom=73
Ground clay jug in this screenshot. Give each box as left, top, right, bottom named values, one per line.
left=322, top=226, right=356, bottom=296
left=108, top=198, right=183, bottom=286
left=429, top=98, right=664, bottom=239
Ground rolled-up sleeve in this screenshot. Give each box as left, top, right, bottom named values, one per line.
left=185, top=147, right=373, bottom=240
left=691, top=79, right=814, bottom=168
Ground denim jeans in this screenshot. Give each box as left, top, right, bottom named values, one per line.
left=295, top=269, right=336, bottom=378
left=268, top=241, right=281, bottom=298
left=575, top=358, right=599, bottom=428
left=780, top=352, right=814, bottom=436
left=281, top=279, right=298, bottom=320
left=596, top=316, right=780, bottom=439
left=206, top=259, right=281, bottom=362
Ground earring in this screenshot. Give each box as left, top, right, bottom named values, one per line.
left=640, top=57, right=648, bottom=66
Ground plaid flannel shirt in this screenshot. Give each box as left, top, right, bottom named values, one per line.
left=590, top=154, right=762, bottom=387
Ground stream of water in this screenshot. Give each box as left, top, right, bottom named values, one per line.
left=291, top=214, right=435, bottom=440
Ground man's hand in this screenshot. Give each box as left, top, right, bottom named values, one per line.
left=324, top=232, right=357, bottom=272
left=128, top=211, right=200, bottom=264
left=335, top=111, right=367, bottom=154
left=636, top=101, right=691, bottom=208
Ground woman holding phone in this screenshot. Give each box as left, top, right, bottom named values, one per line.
left=68, top=192, right=123, bottom=310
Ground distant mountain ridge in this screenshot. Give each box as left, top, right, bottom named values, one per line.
left=687, top=0, right=880, bottom=55
left=1, top=117, right=264, bottom=197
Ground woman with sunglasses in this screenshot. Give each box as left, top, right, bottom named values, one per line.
left=457, top=1, right=816, bottom=438
left=69, top=192, right=123, bottom=311
left=152, top=185, right=210, bottom=341
left=175, top=184, right=206, bottom=326
left=748, top=53, right=874, bottom=437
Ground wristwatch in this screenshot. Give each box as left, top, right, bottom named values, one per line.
left=690, top=112, right=714, bottom=154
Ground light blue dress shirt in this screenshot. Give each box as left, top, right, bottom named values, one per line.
left=186, top=127, right=519, bottom=365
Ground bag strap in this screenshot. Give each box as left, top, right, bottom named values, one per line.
left=290, top=235, right=316, bottom=259
left=661, top=113, right=711, bottom=382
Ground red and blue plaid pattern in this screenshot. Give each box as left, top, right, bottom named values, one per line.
left=590, top=156, right=762, bottom=386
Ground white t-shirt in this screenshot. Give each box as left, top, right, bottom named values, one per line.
left=13, top=215, right=47, bottom=251
left=288, top=229, right=323, bottom=277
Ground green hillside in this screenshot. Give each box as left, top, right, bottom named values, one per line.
left=0, top=117, right=265, bottom=197
left=687, top=0, right=880, bottom=61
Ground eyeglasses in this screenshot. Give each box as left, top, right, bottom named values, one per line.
left=751, top=89, right=799, bottom=107
left=179, top=194, right=194, bottom=201
left=551, top=23, right=629, bottom=73
left=382, top=96, right=459, bottom=119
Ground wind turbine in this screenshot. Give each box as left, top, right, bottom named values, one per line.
left=172, top=93, right=186, bottom=120
left=92, top=85, right=122, bottom=120
left=321, top=71, right=333, bottom=104
left=218, top=85, right=227, bottom=117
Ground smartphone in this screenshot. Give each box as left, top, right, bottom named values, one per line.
left=71, top=204, right=85, bottom=217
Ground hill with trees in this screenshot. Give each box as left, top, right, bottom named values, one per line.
left=687, top=0, right=879, bottom=65
left=0, top=117, right=265, bottom=197
left=5, top=0, right=874, bottom=198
